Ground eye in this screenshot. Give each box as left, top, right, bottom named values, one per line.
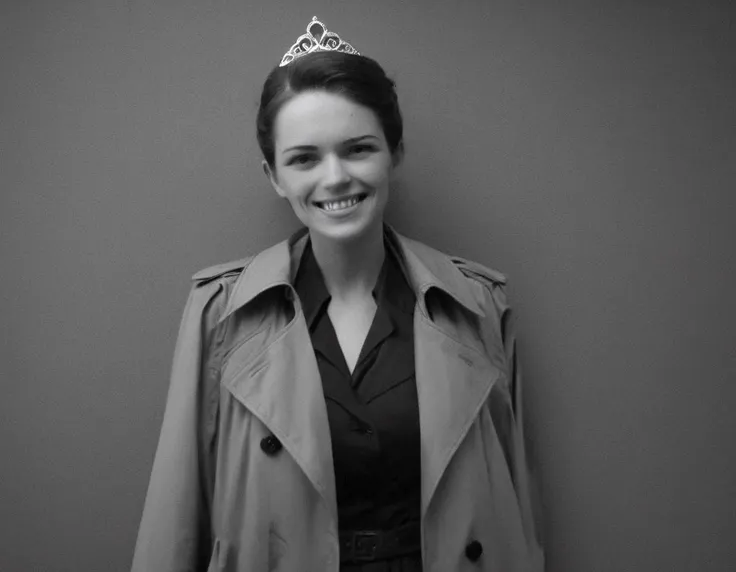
left=348, top=144, right=375, bottom=156
left=286, top=154, right=317, bottom=167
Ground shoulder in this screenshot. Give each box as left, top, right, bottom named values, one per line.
left=396, top=230, right=510, bottom=315
left=397, top=231, right=507, bottom=288
left=183, top=256, right=255, bottom=329
left=190, top=255, right=255, bottom=285
left=171, top=256, right=255, bottom=344
left=450, top=255, right=507, bottom=288
left=450, top=254, right=511, bottom=319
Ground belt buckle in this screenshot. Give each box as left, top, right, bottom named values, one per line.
left=352, top=530, right=380, bottom=562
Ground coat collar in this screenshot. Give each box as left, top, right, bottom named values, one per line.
left=217, top=222, right=497, bottom=526
left=217, top=222, right=485, bottom=324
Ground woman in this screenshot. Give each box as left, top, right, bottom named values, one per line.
left=131, top=17, right=544, bottom=572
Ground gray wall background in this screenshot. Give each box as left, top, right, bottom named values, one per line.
left=2, top=1, right=735, bottom=571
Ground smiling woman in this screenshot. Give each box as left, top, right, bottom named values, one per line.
left=131, top=16, right=544, bottom=572
left=257, top=51, right=403, bottom=257
left=264, top=89, right=392, bottom=237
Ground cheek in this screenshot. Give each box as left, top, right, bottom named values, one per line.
left=357, top=159, right=392, bottom=185
left=279, top=172, right=314, bottom=199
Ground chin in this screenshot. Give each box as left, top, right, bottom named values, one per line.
left=316, top=220, right=372, bottom=242
left=312, top=214, right=384, bottom=244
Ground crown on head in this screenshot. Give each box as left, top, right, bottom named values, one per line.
left=279, top=16, right=360, bottom=67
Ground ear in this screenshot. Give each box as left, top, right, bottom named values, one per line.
left=262, top=160, right=286, bottom=198
left=391, top=140, right=405, bottom=169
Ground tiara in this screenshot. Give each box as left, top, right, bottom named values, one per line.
left=279, top=16, right=360, bottom=67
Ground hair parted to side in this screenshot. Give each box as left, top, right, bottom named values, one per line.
left=257, top=51, right=404, bottom=170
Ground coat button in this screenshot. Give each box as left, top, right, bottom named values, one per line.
left=260, top=435, right=282, bottom=456
left=465, top=540, right=483, bottom=562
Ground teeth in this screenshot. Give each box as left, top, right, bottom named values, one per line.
left=319, top=195, right=362, bottom=211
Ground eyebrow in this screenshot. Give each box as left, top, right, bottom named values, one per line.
left=282, top=135, right=379, bottom=154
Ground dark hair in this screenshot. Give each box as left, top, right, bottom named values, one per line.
left=256, top=51, right=404, bottom=170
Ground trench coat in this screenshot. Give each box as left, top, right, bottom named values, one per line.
left=131, top=223, right=544, bottom=572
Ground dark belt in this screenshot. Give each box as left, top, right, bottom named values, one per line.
left=339, top=522, right=421, bottom=564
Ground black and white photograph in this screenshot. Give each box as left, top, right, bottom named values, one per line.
left=1, top=1, right=734, bottom=571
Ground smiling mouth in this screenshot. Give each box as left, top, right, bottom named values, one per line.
left=314, top=193, right=368, bottom=211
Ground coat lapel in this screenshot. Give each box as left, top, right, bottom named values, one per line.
left=216, top=223, right=496, bottom=524
left=390, top=231, right=499, bottom=518
left=223, top=310, right=338, bottom=522
left=217, top=227, right=337, bottom=523
left=413, top=315, right=500, bottom=517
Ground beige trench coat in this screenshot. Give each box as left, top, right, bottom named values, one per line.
left=131, top=223, right=544, bottom=572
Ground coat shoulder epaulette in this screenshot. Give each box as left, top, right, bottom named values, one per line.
left=191, top=255, right=254, bottom=283
left=451, top=255, right=508, bottom=287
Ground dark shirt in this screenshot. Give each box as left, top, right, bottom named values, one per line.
left=293, top=232, right=421, bottom=532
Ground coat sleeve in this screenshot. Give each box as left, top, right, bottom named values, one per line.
left=486, top=280, right=545, bottom=561
left=131, top=277, right=228, bottom=572
left=455, top=257, right=545, bottom=566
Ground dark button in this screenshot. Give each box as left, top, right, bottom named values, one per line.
left=260, top=435, right=282, bottom=456
left=349, top=418, right=374, bottom=436
left=465, top=540, right=483, bottom=562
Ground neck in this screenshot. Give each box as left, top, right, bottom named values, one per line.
left=309, top=222, right=386, bottom=303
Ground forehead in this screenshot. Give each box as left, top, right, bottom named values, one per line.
left=273, top=91, right=384, bottom=150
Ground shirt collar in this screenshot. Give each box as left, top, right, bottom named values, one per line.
left=217, top=222, right=485, bottom=324
left=293, top=232, right=415, bottom=331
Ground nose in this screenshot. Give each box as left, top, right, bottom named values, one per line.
left=323, top=154, right=351, bottom=188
